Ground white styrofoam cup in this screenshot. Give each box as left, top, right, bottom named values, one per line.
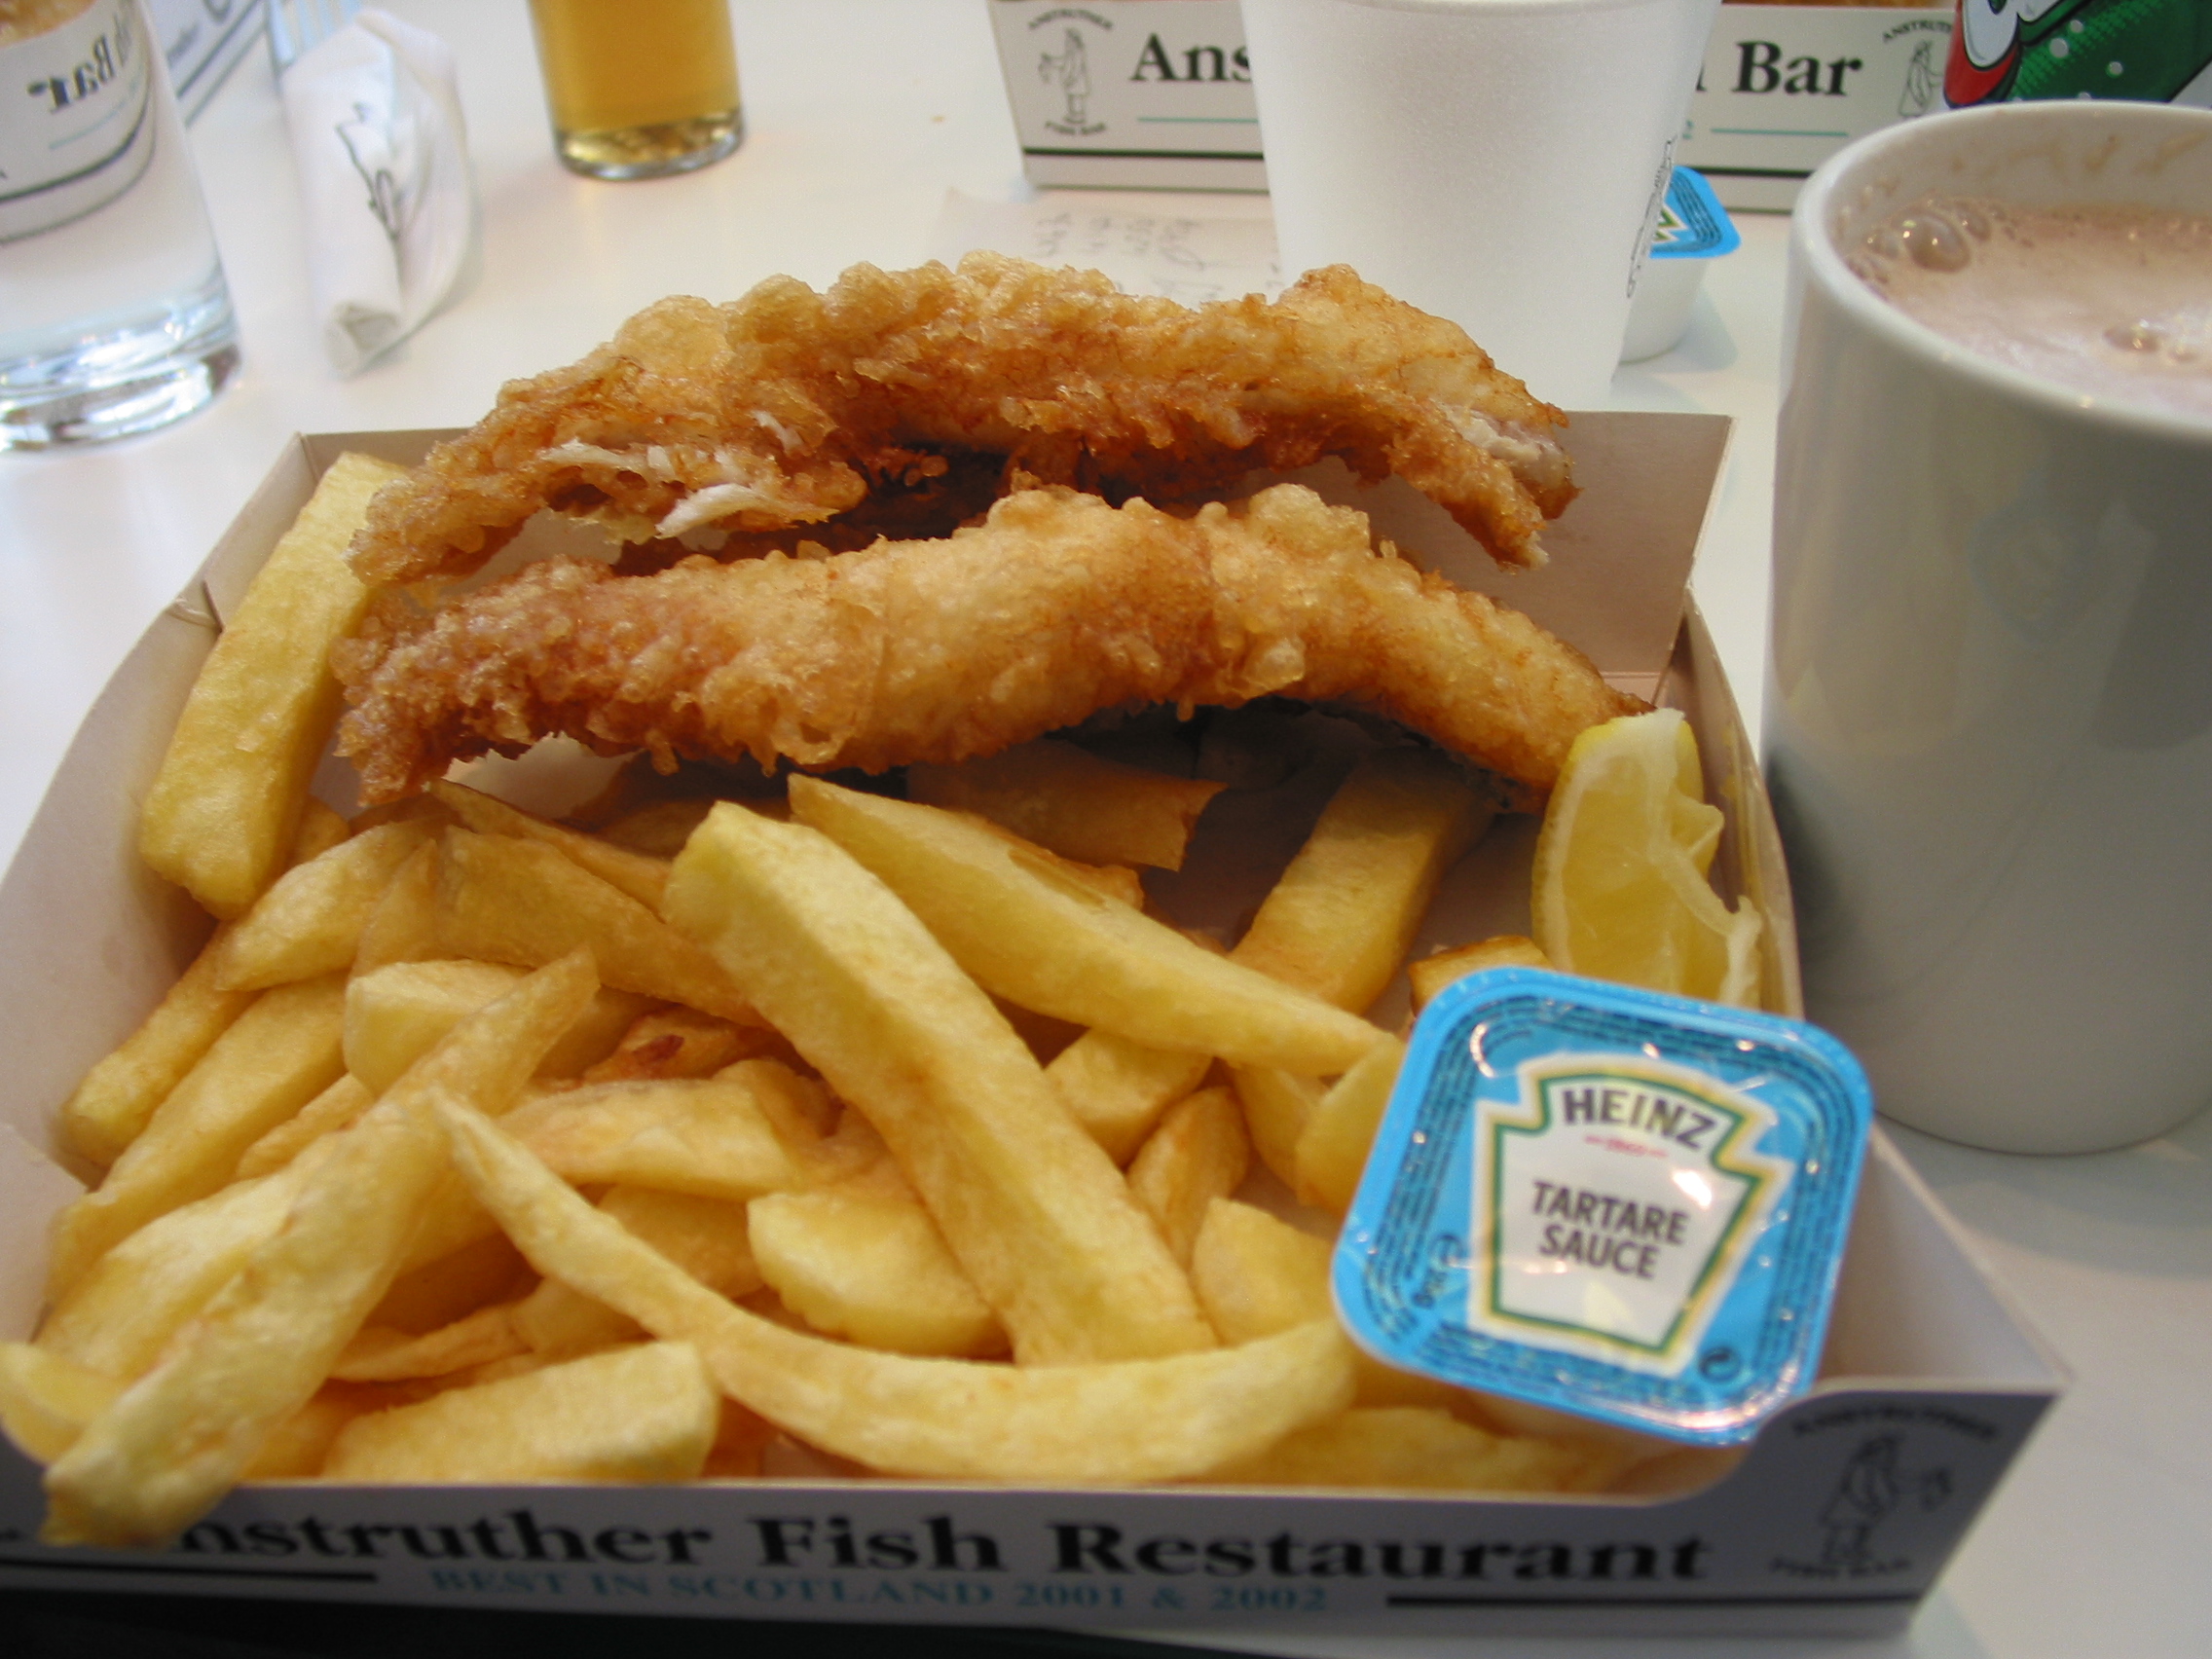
left=1241, top=0, right=1719, bottom=409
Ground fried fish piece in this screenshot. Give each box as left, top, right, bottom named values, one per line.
left=345, top=258, right=1574, bottom=590
left=335, top=485, right=1638, bottom=805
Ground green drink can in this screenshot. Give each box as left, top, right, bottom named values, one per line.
left=1944, top=0, right=2212, bottom=108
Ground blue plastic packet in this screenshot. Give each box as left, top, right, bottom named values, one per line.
left=1623, top=166, right=1741, bottom=361
left=1650, top=163, right=1740, bottom=262
left=1334, top=968, right=1873, bottom=1446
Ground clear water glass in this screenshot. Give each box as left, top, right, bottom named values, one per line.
left=0, top=0, right=240, bottom=451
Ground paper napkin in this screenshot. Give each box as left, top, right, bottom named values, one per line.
left=278, top=8, right=478, bottom=376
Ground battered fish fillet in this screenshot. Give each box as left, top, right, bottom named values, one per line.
left=334, top=486, right=1639, bottom=805
left=346, top=257, right=1575, bottom=590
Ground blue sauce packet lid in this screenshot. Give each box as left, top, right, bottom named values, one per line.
left=1334, top=969, right=1873, bottom=1446
left=1648, top=166, right=1740, bottom=262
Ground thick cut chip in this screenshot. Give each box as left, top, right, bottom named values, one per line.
left=1202, top=1406, right=1625, bottom=1493
left=435, top=828, right=760, bottom=1023
left=45, top=975, right=349, bottom=1298
left=1, top=1345, right=123, bottom=1465
left=964, top=828, right=1145, bottom=909
left=1127, top=1088, right=1252, bottom=1268
left=333, top=1305, right=528, bottom=1382
left=42, top=1098, right=451, bottom=1545
left=1045, top=1035, right=1211, bottom=1167
left=602, top=1187, right=762, bottom=1300
left=3, top=1347, right=361, bottom=1481
left=439, top=1099, right=1355, bottom=1482
left=718, top=1054, right=839, bottom=1148
left=1294, top=1037, right=1406, bottom=1215
left=353, top=841, right=442, bottom=972
left=212, top=821, right=436, bottom=990
left=664, top=803, right=1215, bottom=1365
left=291, top=799, right=351, bottom=864
left=40, top=953, right=600, bottom=1548
left=789, top=777, right=1384, bottom=1075
left=245, top=1391, right=366, bottom=1479
left=345, top=961, right=524, bottom=1093
left=905, top=738, right=1225, bottom=871
left=705, top=1397, right=778, bottom=1479
left=1231, top=748, right=1493, bottom=1013
left=574, top=1006, right=773, bottom=1086
left=139, top=453, right=410, bottom=917
left=1408, top=934, right=1551, bottom=1012
left=384, top=1176, right=511, bottom=1279
left=506, top=1067, right=807, bottom=1200
left=235, top=1076, right=375, bottom=1179
left=515, top=1186, right=762, bottom=1356
left=1230, top=1065, right=1325, bottom=1189
left=761, top=1097, right=891, bottom=1192
left=57, top=927, right=257, bottom=1169
left=323, top=1342, right=717, bottom=1483
left=750, top=1168, right=1005, bottom=1357
left=1190, top=1198, right=1334, bottom=1344
left=1048, top=751, right=1479, bottom=1165
left=36, top=1145, right=332, bottom=1383
left=1188, top=1198, right=1486, bottom=1415
left=428, top=780, right=673, bottom=910
left=369, top=1232, right=534, bottom=1337
left=344, top=960, right=651, bottom=1094
left=60, top=800, right=367, bottom=1168
left=511, top=1282, right=636, bottom=1360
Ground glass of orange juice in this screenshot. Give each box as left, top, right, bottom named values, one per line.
left=526, top=0, right=743, bottom=180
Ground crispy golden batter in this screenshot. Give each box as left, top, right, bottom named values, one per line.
left=346, top=258, right=1574, bottom=589
left=335, top=486, right=1638, bottom=804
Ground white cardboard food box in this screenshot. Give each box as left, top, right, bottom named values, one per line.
left=990, top=0, right=1266, bottom=192
left=0, top=416, right=2062, bottom=1641
left=1677, top=3, right=1955, bottom=213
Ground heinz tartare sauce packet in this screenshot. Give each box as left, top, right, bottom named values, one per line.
left=1335, top=969, right=1873, bottom=1445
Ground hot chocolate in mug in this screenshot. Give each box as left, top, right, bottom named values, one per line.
left=1767, top=99, right=2212, bottom=1155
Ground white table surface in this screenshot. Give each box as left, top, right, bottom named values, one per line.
left=1, top=5, right=2206, bottom=1655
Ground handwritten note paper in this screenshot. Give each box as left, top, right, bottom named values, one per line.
left=930, top=191, right=1282, bottom=305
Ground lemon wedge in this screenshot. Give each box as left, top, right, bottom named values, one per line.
left=1530, top=709, right=1762, bottom=1008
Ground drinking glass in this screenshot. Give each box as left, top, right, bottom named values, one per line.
left=0, top=0, right=239, bottom=451
left=527, top=0, right=744, bottom=181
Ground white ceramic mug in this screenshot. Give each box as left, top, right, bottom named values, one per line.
left=1767, top=100, right=2212, bottom=1155
left=1241, top=0, right=1718, bottom=409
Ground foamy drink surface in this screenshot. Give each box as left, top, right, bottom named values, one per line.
left=1848, top=196, right=2212, bottom=421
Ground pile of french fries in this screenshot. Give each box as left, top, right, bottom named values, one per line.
left=0, top=455, right=1660, bottom=1551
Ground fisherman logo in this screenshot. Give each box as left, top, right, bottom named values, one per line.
left=1771, top=1436, right=1954, bottom=1578
left=1036, top=20, right=1105, bottom=135
left=1899, top=39, right=1940, bottom=117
